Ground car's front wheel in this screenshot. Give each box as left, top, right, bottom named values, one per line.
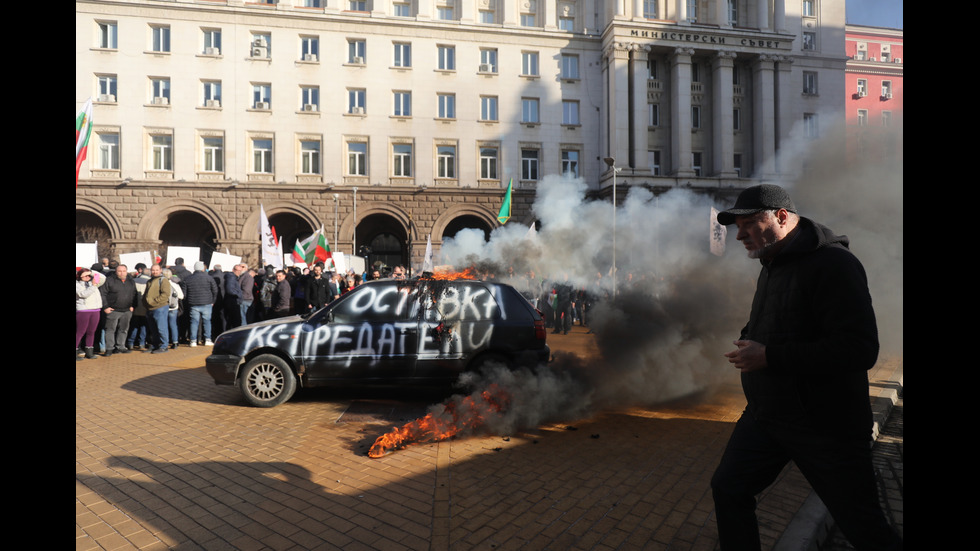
left=239, top=354, right=297, bottom=407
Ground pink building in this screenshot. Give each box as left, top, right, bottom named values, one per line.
left=844, top=25, right=903, bottom=165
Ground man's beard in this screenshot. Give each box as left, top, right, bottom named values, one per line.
left=746, top=233, right=779, bottom=259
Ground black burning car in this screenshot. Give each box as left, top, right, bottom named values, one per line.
left=206, top=278, right=550, bottom=407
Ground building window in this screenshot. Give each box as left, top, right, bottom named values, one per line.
left=480, top=48, right=498, bottom=73
left=393, top=1, right=411, bottom=17
left=437, top=45, right=455, bottom=71
left=97, top=21, right=118, bottom=49
left=880, top=50, right=890, bottom=62
left=691, top=62, right=701, bottom=83
left=150, top=78, right=171, bottom=105
left=520, top=0, right=537, bottom=27
left=305, top=0, right=322, bottom=6
left=348, top=89, right=366, bottom=114
left=479, top=9, right=495, bottom=24
left=252, top=84, right=271, bottom=109
left=98, top=133, right=120, bottom=170
left=882, top=111, right=892, bottom=127
left=562, top=101, right=580, bottom=125
left=803, top=113, right=818, bottom=139
left=300, top=140, right=321, bottom=174
left=437, top=4, right=454, bottom=20
left=648, top=58, right=658, bottom=80
left=97, top=75, right=117, bottom=102
left=252, top=139, right=273, bottom=173
left=881, top=81, right=893, bottom=99
left=393, top=42, right=411, bottom=67
left=393, top=143, right=413, bottom=177
left=203, top=80, right=222, bottom=107
left=856, top=79, right=868, bottom=97
left=348, top=141, right=368, bottom=176
left=558, top=16, right=574, bottom=31
left=561, top=54, right=580, bottom=79
left=151, top=135, right=173, bottom=171
left=687, top=0, right=697, bottom=22
left=648, top=150, right=660, bottom=175
left=857, top=109, right=868, bottom=126
left=803, top=71, right=817, bottom=95
left=437, top=145, right=456, bottom=178
left=349, top=0, right=367, bottom=11
left=691, top=105, right=701, bottom=129
left=643, top=0, right=657, bottom=18
left=691, top=152, right=702, bottom=176
left=301, top=36, right=319, bottom=62
left=202, top=137, right=224, bottom=172
left=649, top=104, right=660, bottom=127
left=733, top=65, right=741, bottom=85
left=522, top=98, right=540, bottom=123
left=203, top=29, right=222, bottom=55
left=251, top=33, right=271, bottom=58
left=728, top=0, right=737, bottom=25
left=393, top=91, right=412, bottom=117
left=150, top=25, right=170, bottom=53
left=802, top=32, right=816, bottom=51
left=854, top=46, right=867, bottom=61
left=802, top=0, right=815, bottom=17
left=481, top=96, right=498, bottom=121
left=522, top=52, right=539, bottom=76
left=561, top=150, right=579, bottom=177
left=301, top=86, right=319, bottom=111
left=521, top=149, right=539, bottom=181
left=480, top=147, right=498, bottom=179
left=733, top=153, right=742, bottom=177
left=437, top=93, right=456, bottom=119
left=733, top=108, right=741, bottom=131
left=348, top=39, right=366, bottom=64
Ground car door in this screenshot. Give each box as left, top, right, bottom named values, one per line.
left=415, top=281, right=499, bottom=379
left=299, top=282, right=422, bottom=382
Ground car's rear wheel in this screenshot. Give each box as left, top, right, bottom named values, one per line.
left=239, top=354, right=297, bottom=407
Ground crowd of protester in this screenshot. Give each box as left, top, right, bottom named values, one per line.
left=77, top=256, right=631, bottom=360
left=75, top=257, right=404, bottom=361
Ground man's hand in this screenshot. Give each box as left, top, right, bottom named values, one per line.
left=724, top=340, right=767, bottom=372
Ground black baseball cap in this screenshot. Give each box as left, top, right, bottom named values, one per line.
left=717, top=184, right=797, bottom=225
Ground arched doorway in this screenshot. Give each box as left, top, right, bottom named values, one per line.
left=269, top=213, right=316, bottom=265
left=442, top=215, right=493, bottom=242
left=159, top=212, right=218, bottom=266
left=356, top=213, right=408, bottom=274
left=76, top=210, right=113, bottom=261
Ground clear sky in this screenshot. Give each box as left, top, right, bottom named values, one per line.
left=846, top=0, right=903, bottom=29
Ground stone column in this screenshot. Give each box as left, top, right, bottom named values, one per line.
left=543, top=0, right=557, bottom=30
left=712, top=50, right=738, bottom=178
left=751, top=54, right=777, bottom=178
left=670, top=47, right=695, bottom=177
left=676, top=0, right=687, bottom=23
left=774, top=55, right=794, bottom=176
left=631, top=45, right=650, bottom=170
left=603, top=43, right=633, bottom=165
left=774, top=0, right=786, bottom=32
left=756, top=0, right=769, bottom=31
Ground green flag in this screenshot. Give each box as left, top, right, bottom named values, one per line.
left=496, top=178, right=513, bottom=224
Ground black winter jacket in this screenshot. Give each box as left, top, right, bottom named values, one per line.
left=740, top=217, right=878, bottom=438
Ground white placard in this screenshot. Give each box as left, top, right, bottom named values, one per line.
left=166, top=246, right=201, bottom=267
left=209, top=252, right=241, bottom=272
left=76, top=243, right=99, bottom=269
left=119, top=251, right=154, bottom=272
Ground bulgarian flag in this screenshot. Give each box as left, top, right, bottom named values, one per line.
left=496, top=178, right=513, bottom=224
left=76, top=98, right=94, bottom=187
left=309, top=228, right=334, bottom=269
left=291, top=231, right=318, bottom=265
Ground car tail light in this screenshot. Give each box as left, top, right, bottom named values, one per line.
left=534, top=317, right=547, bottom=342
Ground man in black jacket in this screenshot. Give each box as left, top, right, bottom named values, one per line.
left=711, top=185, right=901, bottom=551
left=185, top=262, right=219, bottom=346
left=100, top=264, right=137, bottom=356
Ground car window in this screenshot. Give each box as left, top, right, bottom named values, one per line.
left=422, top=282, right=499, bottom=322
left=329, top=282, right=421, bottom=324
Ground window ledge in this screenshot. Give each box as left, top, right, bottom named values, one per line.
left=296, top=59, right=320, bottom=65
left=247, top=173, right=275, bottom=182
left=297, top=109, right=321, bottom=115
left=478, top=71, right=498, bottom=76
left=91, top=47, right=118, bottom=53
left=434, top=69, right=456, bottom=74
left=297, top=175, right=323, bottom=184
left=197, top=53, right=223, bottom=59
left=144, top=51, right=171, bottom=56
left=145, top=102, right=171, bottom=109
left=562, top=77, right=581, bottom=83
left=344, top=112, right=368, bottom=118
left=479, top=120, right=499, bottom=125
left=144, top=170, right=174, bottom=180
left=519, top=74, right=540, bottom=80
left=562, top=124, right=581, bottom=129
left=521, top=122, right=539, bottom=128
left=390, top=66, right=413, bottom=71
left=390, top=115, right=412, bottom=120
left=436, top=117, right=456, bottom=122
left=344, top=62, right=367, bottom=67
left=247, top=57, right=272, bottom=63
left=248, top=107, right=272, bottom=113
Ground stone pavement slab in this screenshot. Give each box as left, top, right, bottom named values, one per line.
left=77, top=327, right=895, bottom=550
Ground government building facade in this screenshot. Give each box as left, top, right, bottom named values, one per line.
left=76, top=0, right=845, bottom=271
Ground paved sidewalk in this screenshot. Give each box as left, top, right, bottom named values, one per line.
left=76, top=327, right=902, bottom=550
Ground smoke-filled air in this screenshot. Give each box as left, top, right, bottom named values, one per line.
left=372, top=119, right=902, bottom=453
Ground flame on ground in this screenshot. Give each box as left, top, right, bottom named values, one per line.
left=368, top=384, right=510, bottom=458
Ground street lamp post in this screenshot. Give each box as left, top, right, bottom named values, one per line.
left=351, top=186, right=358, bottom=266
left=603, top=157, right=620, bottom=298
left=332, top=193, right=339, bottom=250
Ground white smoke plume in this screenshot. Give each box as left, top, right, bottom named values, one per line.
left=432, top=120, right=902, bottom=437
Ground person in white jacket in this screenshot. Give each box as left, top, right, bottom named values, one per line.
left=76, top=268, right=105, bottom=360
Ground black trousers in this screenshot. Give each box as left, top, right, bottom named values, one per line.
left=711, top=411, right=901, bottom=551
